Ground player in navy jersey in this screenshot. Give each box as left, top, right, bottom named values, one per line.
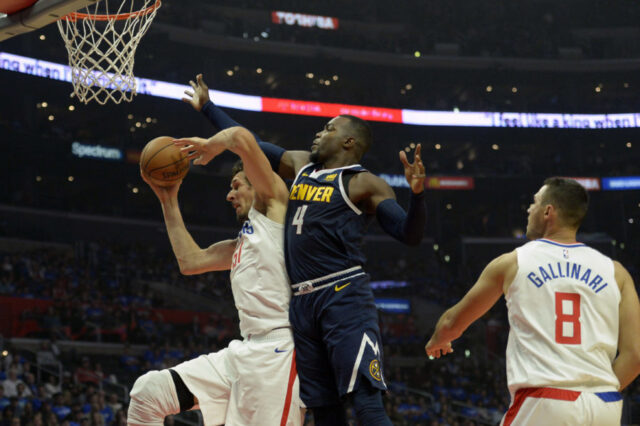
left=179, top=74, right=427, bottom=426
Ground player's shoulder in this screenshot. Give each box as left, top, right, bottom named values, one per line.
left=518, top=238, right=594, bottom=252
left=490, top=250, right=518, bottom=270
left=348, top=167, right=382, bottom=186
left=342, top=164, right=368, bottom=173
left=613, top=260, right=633, bottom=284
left=348, top=169, right=394, bottom=199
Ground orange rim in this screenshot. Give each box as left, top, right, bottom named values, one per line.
left=62, top=0, right=160, bottom=21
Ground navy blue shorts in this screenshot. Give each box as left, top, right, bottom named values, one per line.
left=289, top=273, right=387, bottom=407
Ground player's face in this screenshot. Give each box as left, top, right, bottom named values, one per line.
left=226, top=171, right=255, bottom=223
left=525, top=185, right=547, bottom=239
left=310, top=116, right=350, bottom=163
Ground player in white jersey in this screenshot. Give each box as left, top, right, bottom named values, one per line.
left=425, top=177, right=640, bottom=425
left=128, top=127, right=302, bottom=426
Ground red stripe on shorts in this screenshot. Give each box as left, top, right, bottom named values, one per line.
left=280, top=349, right=298, bottom=426
left=502, top=387, right=581, bottom=426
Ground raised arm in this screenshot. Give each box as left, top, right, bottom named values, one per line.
left=182, top=74, right=309, bottom=179
left=211, top=127, right=289, bottom=208
left=425, top=251, right=517, bottom=358
left=174, top=127, right=289, bottom=220
left=612, top=260, right=640, bottom=390
left=350, top=144, right=426, bottom=246
left=140, top=174, right=236, bottom=275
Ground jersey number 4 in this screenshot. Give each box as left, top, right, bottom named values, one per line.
left=292, top=205, right=308, bottom=235
left=555, top=292, right=581, bottom=344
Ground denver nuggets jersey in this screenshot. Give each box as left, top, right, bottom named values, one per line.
left=506, top=239, right=620, bottom=396
left=285, top=163, right=368, bottom=283
left=230, top=207, right=291, bottom=338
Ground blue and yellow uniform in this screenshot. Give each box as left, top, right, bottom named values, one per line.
left=285, top=162, right=387, bottom=407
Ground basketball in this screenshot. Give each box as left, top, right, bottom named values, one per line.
left=140, top=136, right=190, bottom=186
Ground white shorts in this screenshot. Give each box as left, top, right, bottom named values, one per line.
left=172, top=328, right=302, bottom=426
left=501, top=387, right=622, bottom=426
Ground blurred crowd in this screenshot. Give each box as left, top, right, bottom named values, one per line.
left=0, top=242, right=499, bottom=425
left=1, top=240, right=639, bottom=424
left=0, top=348, right=128, bottom=426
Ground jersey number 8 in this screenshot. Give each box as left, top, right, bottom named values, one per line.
left=555, top=292, right=581, bottom=345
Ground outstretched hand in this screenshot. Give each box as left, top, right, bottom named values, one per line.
left=182, top=74, right=211, bottom=112
left=173, top=137, right=225, bottom=166
left=425, top=338, right=453, bottom=359
left=399, top=143, right=425, bottom=194
left=140, top=169, right=181, bottom=204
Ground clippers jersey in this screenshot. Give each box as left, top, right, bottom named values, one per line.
left=506, top=239, right=621, bottom=397
left=285, top=163, right=368, bottom=283
left=229, top=207, right=291, bottom=338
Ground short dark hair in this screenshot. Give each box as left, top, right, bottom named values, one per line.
left=542, top=177, right=589, bottom=228
left=339, top=114, right=372, bottom=157
left=230, top=160, right=250, bottom=185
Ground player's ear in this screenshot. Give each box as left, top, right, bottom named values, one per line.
left=343, top=137, right=356, bottom=149
left=543, top=204, right=553, bottom=218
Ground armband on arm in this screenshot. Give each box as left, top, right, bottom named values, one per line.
left=375, top=191, right=426, bottom=246
left=201, top=101, right=243, bottom=131
left=257, top=141, right=286, bottom=173
left=201, top=101, right=284, bottom=171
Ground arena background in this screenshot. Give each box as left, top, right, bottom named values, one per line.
left=0, top=0, right=639, bottom=424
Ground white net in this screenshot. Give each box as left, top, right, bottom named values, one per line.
left=57, top=0, right=161, bottom=105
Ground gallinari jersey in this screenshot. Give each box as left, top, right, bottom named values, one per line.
left=285, top=163, right=368, bottom=283
left=230, top=207, right=291, bottom=338
left=506, top=239, right=621, bottom=396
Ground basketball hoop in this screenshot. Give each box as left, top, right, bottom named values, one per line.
left=57, top=0, right=161, bottom=105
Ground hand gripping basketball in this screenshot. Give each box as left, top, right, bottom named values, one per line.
left=173, top=137, right=226, bottom=166
left=140, top=136, right=190, bottom=186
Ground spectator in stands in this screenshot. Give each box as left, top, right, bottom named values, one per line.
left=52, top=393, right=71, bottom=421
left=89, top=409, right=105, bottom=426
left=22, top=373, right=37, bottom=397
left=74, top=358, right=99, bottom=386
left=36, top=341, right=59, bottom=367
left=106, top=393, right=122, bottom=415
left=95, top=392, right=113, bottom=424
left=3, top=358, right=22, bottom=377
left=67, top=403, right=85, bottom=425
left=14, top=383, right=31, bottom=400
left=43, top=376, right=61, bottom=400
left=92, top=364, right=105, bottom=385
left=0, top=272, right=15, bottom=294
left=119, top=345, right=140, bottom=374
left=2, top=370, right=26, bottom=398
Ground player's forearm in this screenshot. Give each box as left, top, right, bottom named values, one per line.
left=431, top=308, right=463, bottom=345
left=375, top=191, right=426, bottom=246
left=404, top=191, right=427, bottom=244
left=201, top=101, right=243, bottom=131
left=201, top=101, right=267, bottom=146
left=160, top=200, right=205, bottom=275
left=613, top=351, right=640, bottom=390
left=223, top=127, right=259, bottom=157
left=206, top=126, right=269, bottom=166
